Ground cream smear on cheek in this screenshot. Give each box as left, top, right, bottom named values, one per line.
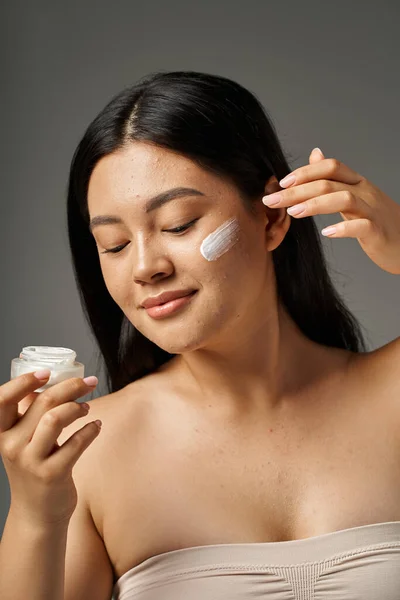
left=200, top=217, right=240, bottom=261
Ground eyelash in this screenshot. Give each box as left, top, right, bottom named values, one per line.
left=100, top=219, right=198, bottom=254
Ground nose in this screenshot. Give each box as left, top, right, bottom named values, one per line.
left=132, top=234, right=173, bottom=285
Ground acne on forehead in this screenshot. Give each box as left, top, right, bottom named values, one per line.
left=88, top=143, right=236, bottom=206
left=88, top=149, right=244, bottom=255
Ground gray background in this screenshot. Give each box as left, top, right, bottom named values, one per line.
left=1, top=0, right=399, bottom=544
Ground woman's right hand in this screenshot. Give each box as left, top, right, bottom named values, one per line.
left=0, top=371, right=101, bottom=528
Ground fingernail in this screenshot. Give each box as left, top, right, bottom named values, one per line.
left=314, top=147, right=324, bottom=156
left=83, top=375, right=98, bottom=387
left=287, top=204, right=306, bottom=216
left=321, top=226, right=336, bottom=236
left=279, top=174, right=296, bottom=187
left=263, top=193, right=282, bottom=206
left=33, top=369, right=51, bottom=380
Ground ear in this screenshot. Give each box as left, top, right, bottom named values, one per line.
left=262, top=176, right=291, bottom=252
left=264, top=175, right=281, bottom=195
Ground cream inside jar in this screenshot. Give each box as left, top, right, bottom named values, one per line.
left=11, top=346, right=85, bottom=392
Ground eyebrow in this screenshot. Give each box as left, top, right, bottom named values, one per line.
left=89, top=187, right=205, bottom=233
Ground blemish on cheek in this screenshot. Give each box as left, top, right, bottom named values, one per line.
left=200, top=217, right=240, bottom=261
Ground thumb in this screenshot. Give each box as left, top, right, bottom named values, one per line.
left=309, top=147, right=325, bottom=164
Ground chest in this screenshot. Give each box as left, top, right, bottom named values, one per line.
left=93, top=392, right=400, bottom=581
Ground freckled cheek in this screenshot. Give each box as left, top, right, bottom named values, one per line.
left=219, top=243, right=249, bottom=286
left=196, top=231, right=248, bottom=288
left=211, top=236, right=262, bottom=296
left=100, top=264, right=130, bottom=305
left=98, top=223, right=254, bottom=304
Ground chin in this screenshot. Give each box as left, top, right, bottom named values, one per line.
left=140, top=323, right=219, bottom=355
left=132, top=305, right=232, bottom=355
left=149, top=335, right=206, bottom=355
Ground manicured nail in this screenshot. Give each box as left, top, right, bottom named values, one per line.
left=321, top=226, right=337, bottom=236
left=279, top=174, right=296, bottom=187
left=287, top=204, right=306, bottom=216
left=33, top=369, right=51, bottom=380
left=83, top=375, right=98, bottom=387
left=263, top=193, right=282, bottom=206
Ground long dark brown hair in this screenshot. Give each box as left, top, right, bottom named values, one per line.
left=66, top=70, right=367, bottom=394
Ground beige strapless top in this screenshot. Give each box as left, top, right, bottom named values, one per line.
left=112, top=521, right=400, bottom=599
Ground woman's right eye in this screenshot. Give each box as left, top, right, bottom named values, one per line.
left=101, top=243, right=128, bottom=255
left=100, top=218, right=198, bottom=254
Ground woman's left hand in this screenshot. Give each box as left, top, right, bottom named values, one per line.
left=263, top=148, right=400, bottom=275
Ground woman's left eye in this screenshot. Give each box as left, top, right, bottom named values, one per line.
left=164, top=219, right=198, bottom=234
left=100, top=219, right=199, bottom=255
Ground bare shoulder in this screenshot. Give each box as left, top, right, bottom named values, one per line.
left=346, top=337, right=400, bottom=432
left=56, top=376, right=154, bottom=518
left=349, top=337, right=400, bottom=392
left=57, top=375, right=153, bottom=469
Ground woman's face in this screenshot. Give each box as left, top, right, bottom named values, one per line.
left=87, top=142, right=286, bottom=353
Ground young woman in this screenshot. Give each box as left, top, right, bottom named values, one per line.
left=1, top=71, right=400, bottom=600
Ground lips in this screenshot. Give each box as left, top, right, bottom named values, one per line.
left=141, top=289, right=196, bottom=309
left=143, top=291, right=197, bottom=319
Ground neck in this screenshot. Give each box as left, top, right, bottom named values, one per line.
left=169, top=302, right=341, bottom=418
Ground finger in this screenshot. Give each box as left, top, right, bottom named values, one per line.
left=46, top=419, right=101, bottom=476
left=18, top=392, right=40, bottom=416
left=321, top=218, right=377, bottom=240
left=263, top=180, right=345, bottom=208
left=10, top=378, right=97, bottom=449
left=280, top=157, right=363, bottom=188
left=285, top=191, right=373, bottom=220
left=0, top=372, right=51, bottom=433
left=30, top=400, right=91, bottom=460
left=309, top=147, right=325, bottom=164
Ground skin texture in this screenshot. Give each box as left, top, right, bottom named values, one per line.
left=50, top=142, right=400, bottom=587
left=88, top=141, right=344, bottom=416
left=59, top=141, right=400, bottom=582
left=200, top=217, right=241, bottom=261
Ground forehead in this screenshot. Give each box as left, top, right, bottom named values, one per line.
left=87, top=142, right=226, bottom=214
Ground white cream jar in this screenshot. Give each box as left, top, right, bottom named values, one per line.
left=11, top=346, right=85, bottom=392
